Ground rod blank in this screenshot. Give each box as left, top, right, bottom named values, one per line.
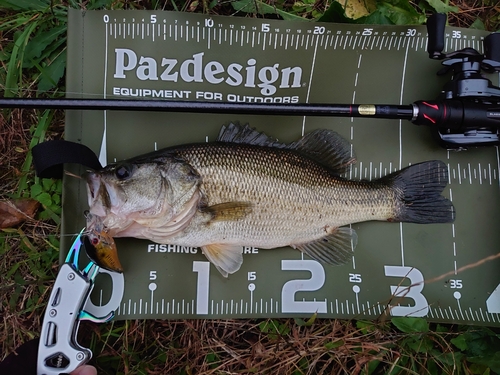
left=0, top=98, right=414, bottom=119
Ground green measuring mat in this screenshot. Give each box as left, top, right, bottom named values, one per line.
left=63, top=9, right=500, bottom=325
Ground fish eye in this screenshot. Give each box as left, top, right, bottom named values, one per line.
left=115, top=164, right=133, bottom=180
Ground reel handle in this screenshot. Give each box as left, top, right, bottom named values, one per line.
left=427, top=13, right=446, bottom=59
left=484, top=33, right=500, bottom=63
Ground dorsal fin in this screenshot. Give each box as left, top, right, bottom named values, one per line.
left=217, top=124, right=356, bottom=175
left=286, top=129, right=356, bottom=175
left=217, top=123, right=286, bottom=148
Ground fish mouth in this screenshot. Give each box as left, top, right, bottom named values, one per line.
left=86, top=171, right=118, bottom=216
left=86, top=171, right=102, bottom=207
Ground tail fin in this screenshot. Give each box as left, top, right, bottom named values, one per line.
left=384, top=160, right=455, bottom=224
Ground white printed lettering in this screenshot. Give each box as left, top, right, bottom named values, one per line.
left=204, top=61, right=225, bottom=84
left=160, top=58, right=178, bottom=81
left=114, top=48, right=137, bottom=78
left=180, top=52, right=204, bottom=83
left=113, top=50, right=303, bottom=96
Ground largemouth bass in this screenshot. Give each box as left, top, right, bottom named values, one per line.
left=86, top=124, right=455, bottom=277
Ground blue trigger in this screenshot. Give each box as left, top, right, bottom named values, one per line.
left=79, top=310, right=114, bottom=323
left=65, top=228, right=86, bottom=268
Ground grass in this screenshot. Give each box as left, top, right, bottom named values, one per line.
left=1, top=0, right=500, bottom=374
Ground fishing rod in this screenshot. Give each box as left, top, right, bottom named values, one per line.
left=1, top=14, right=499, bottom=149
left=0, top=98, right=415, bottom=118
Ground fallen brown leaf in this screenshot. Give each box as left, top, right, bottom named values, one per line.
left=0, top=198, right=40, bottom=229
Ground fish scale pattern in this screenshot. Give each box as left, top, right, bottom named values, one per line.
left=174, top=143, right=396, bottom=248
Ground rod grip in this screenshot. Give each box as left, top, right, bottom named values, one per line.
left=413, top=99, right=500, bottom=130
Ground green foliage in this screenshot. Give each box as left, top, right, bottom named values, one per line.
left=357, top=0, right=426, bottom=25
left=259, top=319, right=291, bottom=340
left=205, top=352, right=220, bottom=369
left=37, top=50, right=66, bottom=93
left=422, top=0, right=458, bottom=13
left=356, top=319, right=389, bottom=336
left=22, top=24, right=66, bottom=69
left=324, top=339, right=344, bottom=349
left=30, top=178, right=62, bottom=222
left=392, top=317, right=429, bottom=333
left=294, top=312, right=317, bottom=326
left=291, top=0, right=327, bottom=20
left=318, top=2, right=355, bottom=23
left=3, top=21, right=38, bottom=97
left=456, top=327, right=500, bottom=373
left=231, top=0, right=308, bottom=21
left=0, top=0, right=113, bottom=95
left=0, top=0, right=67, bottom=95
left=0, top=0, right=50, bottom=11
left=293, top=357, right=309, bottom=375
left=16, top=109, right=54, bottom=197
left=1, top=224, right=59, bottom=320
left=470, top=18, right=486, bottom=30
left=389, top=317, right=500, bottom=374
left=230, top=0, right=463, bottom=26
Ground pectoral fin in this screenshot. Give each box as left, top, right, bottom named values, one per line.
left=203, top=202, right=253, bottom=222
left=293, top=227, right=357, bottom=265
left=201, top=243, right=243, bottom=277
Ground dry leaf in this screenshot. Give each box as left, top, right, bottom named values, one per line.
left=0, top=199, right=40, bottom=229
left=335, top=0, right=376, bottom=19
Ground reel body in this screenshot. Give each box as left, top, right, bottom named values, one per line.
left=424, top=13, right=500, bottom=149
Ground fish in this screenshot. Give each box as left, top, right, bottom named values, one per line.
left=85, top=123, right=455, bottom=277
left=83, top=211, right=123, bottom=273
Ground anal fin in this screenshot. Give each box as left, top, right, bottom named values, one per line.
left=293, top=227, right=357, bottom=265
left=201, top=243, right=243, bottom=277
